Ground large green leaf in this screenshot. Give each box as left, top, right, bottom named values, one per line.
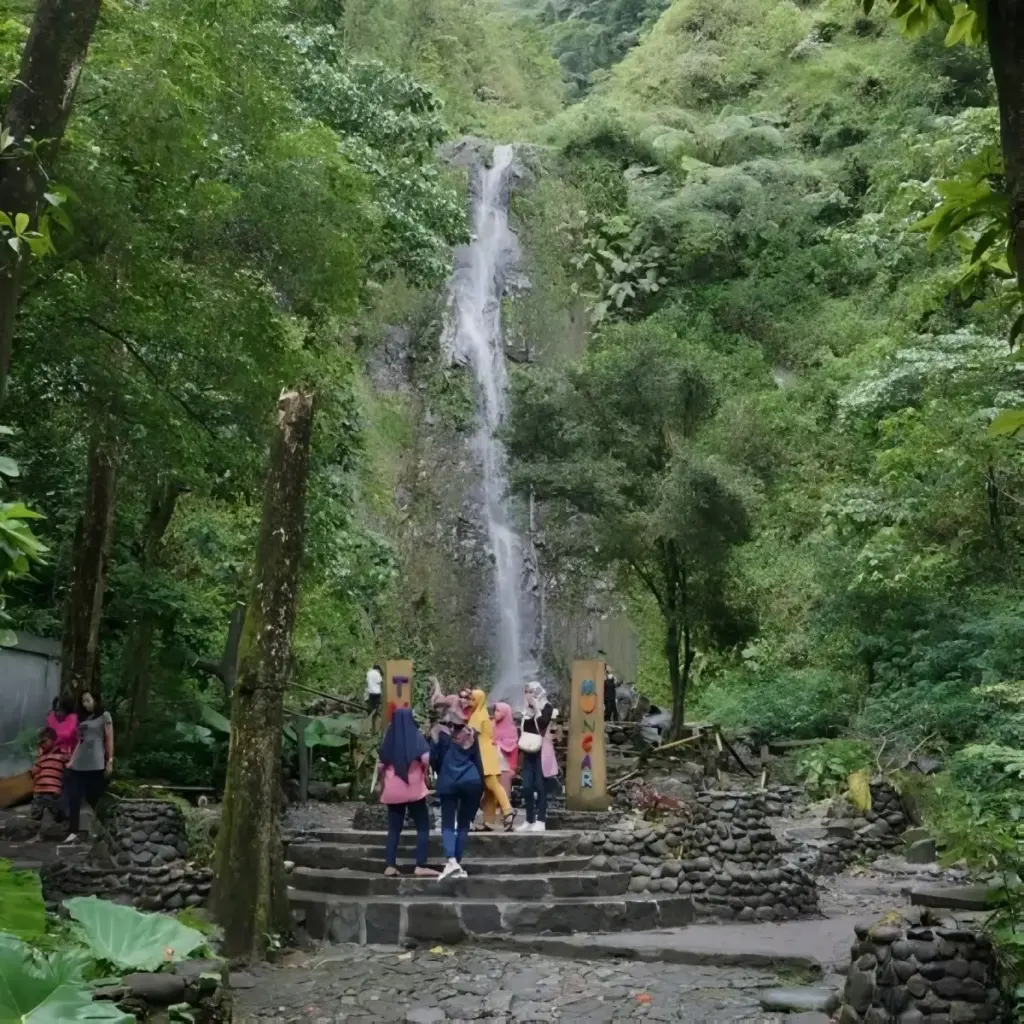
left=65, top=897, right=206, bottom=971
left=0, top=860, right=46, bottom=940
left=197, top=702, right=231, bottom=735
left=0, top=934, right=132, bottom=1022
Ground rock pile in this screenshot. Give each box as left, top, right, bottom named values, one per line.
left=42, top=797, right=213, bottom=912
left=108, top=799, right=189, bottom=867
left=581, top=790, right=818, bottom=920
left=825, top=780, right=910, bottom=867
left=839, top=918, right=1003, bottom=1023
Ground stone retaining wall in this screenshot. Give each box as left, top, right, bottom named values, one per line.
left=41, top=797, right=212, bottom=912
left=825, top=781, right=910, bottom=868
left=839, top=918, right=1003, bottom=1023
left=106, top=799, right=190, bottom=867
left=43, top=859, right=213, bottom=912
left=581, top=790, right=818, bottom=920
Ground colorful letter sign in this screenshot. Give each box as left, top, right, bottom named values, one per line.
left=384, top=659, right=413, bottom=725
left=566, top=659, right=608, bottom=811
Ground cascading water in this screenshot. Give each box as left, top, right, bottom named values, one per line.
left=444, top=144, right=536, bottom=703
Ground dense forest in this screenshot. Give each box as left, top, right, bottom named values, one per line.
left=2, top=0, right=1023, bottom=929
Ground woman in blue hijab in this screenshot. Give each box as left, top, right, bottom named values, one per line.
left=377, top=708, right=437, bottom=877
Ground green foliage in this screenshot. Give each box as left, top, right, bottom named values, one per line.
left=0, top=861, right=45, bottom=942
left=795, top=740, right=873, bottom=800
left=506, top=317, right=754, bottom=731
left=563, top=208, right=668, bottom=322
left=696, top=668, right=858, bottom=741
left=64, top=897, right=206, bottom=972
left=0, top=933, right=132, bottom=1023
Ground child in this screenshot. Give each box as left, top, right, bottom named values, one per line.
left=30, top=727, right=66, bottom=825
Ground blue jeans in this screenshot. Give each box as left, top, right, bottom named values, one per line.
left=385, top=799, right=430, bottom=868
left=521, top=752, right=547, bottom=824
left=440, top=786, right=482, bottom=861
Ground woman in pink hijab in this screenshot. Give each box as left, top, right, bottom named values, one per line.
left=493, top=702, right=518, bottom=801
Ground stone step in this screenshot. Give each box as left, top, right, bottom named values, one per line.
left=286, top=830, right=582, bottom=858
left=289, top=866, right=630, bottom=900
left=288, top=889, right=695, bottom=944
left=909, top=884, right=1002, bottom=911
left=288, top=846, right=595, bottom=876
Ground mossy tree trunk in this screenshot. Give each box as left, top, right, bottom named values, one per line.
left=0, top=0, right=102, bottom=399
left=987, top=1, right=1024, bottom=292
left=60, top=436, right=116, bottom=698
left=213, top=388, right=315, bottom=960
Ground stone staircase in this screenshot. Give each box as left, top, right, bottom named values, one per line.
left=285, top=828, right=694, bottom=945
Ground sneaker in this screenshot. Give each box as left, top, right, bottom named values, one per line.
left=60, top=833, right=79, bottom=845
left=437, top=858, right=462, bottom=882
left=531, top=821, right=546, bottom=832
left=515, top=821, right=534, bottom=832
left=454, top=864, right=469, bottom=879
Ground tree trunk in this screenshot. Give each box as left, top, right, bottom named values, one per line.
left=988, top=0, right=1024, bottom=291
left=122, top=480, right=184, bottom=749
left=665, top=617, right=685, bottom=740
left=0, top=0, right=103, bottom=399
left=60, top=437, right=116, bottom=698
left=213, top=388, right=315, bottom=960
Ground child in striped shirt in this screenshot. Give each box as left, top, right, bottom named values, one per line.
left=30, top=727, right=66, bottom=822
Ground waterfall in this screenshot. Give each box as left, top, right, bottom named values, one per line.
left=444, top=143, right=536, bottom=703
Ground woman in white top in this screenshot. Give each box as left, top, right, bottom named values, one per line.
left=365, top=664, right=383, bottom=725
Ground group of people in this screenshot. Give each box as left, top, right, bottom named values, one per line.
left=374, top=681, right=559, bottom=882
left=28, top=691, right=114, bottom=842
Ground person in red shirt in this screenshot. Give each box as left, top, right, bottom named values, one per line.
left=45, top=695, right=79, bottom=758
left=30, top=727, right=67, bottom=825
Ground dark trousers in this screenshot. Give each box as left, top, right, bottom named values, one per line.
left=521, top=751, right=547, bottom=824
left=605, top=698, right=619, bottom=722
left=385, top=798, right=430, bottom=867
left=440, top=786, right=482, bottom=861
left=66, top=768, right=106, bottom=834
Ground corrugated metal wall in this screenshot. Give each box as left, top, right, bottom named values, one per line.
left=0, top=634, right=61, bottom=777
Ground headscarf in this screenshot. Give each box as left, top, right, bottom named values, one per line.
left=524, top=681, right=548, bottom=719
left=467, top=689, right=489, bottom=733
left=431, top=678, right=467, bottom=730
left=493, top=702, right=518, bottom=755
left=378, top=707, right=429, bottom=782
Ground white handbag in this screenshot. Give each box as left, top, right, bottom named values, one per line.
left=518, top=730, right=542, bottom=753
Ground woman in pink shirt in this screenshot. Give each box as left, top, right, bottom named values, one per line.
left=377, top=708, right=437, bottom=878
left=45, top=695, right=79, bottom=758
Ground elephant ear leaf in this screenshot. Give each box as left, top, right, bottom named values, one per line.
left=848, top=769, right=873, bottom=813
left=0, top=933, right=133, bottom=1022
left=65, top=896, right=206, bottom=971
left=0, top=858, right=46, bottom=940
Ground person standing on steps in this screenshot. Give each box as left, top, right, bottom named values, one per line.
left=430, top=711, right=484, bottom=881
left=365, top=663, right=384, bottom=728
left=604, top=665, right=619, bottom=723
left=62, top=691, right=113, bottom=845
left=492, top=701, right=518, bottom=804
left=516, top=681, right=553, bottom=833
left=467, top=689, right=516, bottom=831
left=376, top=708, right=438, bottom=878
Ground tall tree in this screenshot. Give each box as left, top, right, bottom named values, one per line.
left=0, top=0, right=102, bottom=398
left=505, top=321, right=753, bottom=736
left=60, top=435, right=116, bottom=698
left=213, top=387, right=315, bottom=960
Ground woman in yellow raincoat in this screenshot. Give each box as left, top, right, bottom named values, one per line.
left=468, top=689, right=515, bottom=831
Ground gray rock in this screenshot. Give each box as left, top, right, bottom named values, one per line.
left=628, top=876, right=649, bottom=893
left=124, top=972, right=187, bottom=1004
left=405, top=1010, right=445, bottom=1024
left=845, top=971, right=874, bottom=1014
left=760, top=988, right=840, bottom=1014
left=906, top=839, right=937, bottom=864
